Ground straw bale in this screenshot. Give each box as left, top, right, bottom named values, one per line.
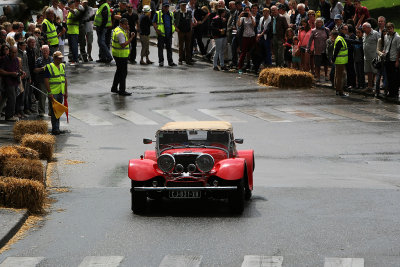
left=21, top=134, right=56, bottom=161
left=12, top=145, right=40, bottom=160
left=13, top=120, right=48, bottom=142
left=0, top=176, right=45, bottom=213
left=2, top=158, right=44, bottom=184
left=0, top=147, right=20, bottom=173
left=258, top=68, right=313, bottom=88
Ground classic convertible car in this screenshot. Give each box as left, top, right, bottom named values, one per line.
left=128, top=121, right=254, bottom=214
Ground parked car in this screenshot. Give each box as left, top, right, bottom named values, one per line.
left=128, top=121, right=255, bottom=214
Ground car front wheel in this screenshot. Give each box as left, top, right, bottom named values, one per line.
left=228, top=178, right=245, bottom=214
left=131, top=182, right=147, bottom=214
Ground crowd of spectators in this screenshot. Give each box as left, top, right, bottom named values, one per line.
left=1, top=0, right=400, bottom=122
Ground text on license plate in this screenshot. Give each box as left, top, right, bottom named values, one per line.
left=169, top=190, right=201, bottom=199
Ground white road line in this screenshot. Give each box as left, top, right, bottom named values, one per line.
left=321, top=108, right=385, bottom=122
left=241, top=255, right=283, bottom=267
left=154, top=109, right=197, bottom=121
left=78, top=256, right=124, bottom=267
left=159, top=255, right=202, bottom=267
left=112, top=110, right=157, bottom=125
left=357, top=107, right=400, bottom=120
left=71, top=111, right=112, bottom=126
left=324, top=257, right=364, bottom=267
left=237, top=108, right=292, bottom=122
left=198, top=109, right=246, bottom=122
left=275, top=107, right=335, bottom=122
left=0, top=257, right=44, bottom=267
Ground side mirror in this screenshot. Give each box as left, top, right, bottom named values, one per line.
left=234, top=139, right=243, bottom=144
left=143, top=138, right=153, bottom=144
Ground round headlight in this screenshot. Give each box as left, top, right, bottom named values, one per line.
left=196, top=154, right=214, bottom=173
left=157, top=154, right=175, bottom=173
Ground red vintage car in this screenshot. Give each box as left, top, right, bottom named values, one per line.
left=128, top=121, right=254, bottom=214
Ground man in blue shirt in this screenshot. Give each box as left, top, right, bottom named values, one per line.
left=152, top=1, right=177, bottom=67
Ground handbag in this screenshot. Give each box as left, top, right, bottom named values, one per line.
left=372, top=55, right=383, bottom=69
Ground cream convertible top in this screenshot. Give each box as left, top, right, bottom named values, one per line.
left=158, top=121, right=233, bottom=132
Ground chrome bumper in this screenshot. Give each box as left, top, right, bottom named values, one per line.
left=133, top=186, right=237, bottom=191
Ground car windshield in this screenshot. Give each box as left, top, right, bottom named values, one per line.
left=158, top=130, right=230, bottom=151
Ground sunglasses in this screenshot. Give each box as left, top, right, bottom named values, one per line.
left=35, top=31, right=41, bottom=34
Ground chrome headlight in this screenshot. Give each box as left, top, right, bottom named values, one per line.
left=157, top=154, right=175, bottom=173
left=196, top=154, right=214, bottom=173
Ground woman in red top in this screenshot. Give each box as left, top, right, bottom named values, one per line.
left=298, top=18, right=313, bottom=72
left=353, top=0, right=369, bottom=29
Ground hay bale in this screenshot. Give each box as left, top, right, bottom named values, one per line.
left=21, top=134, right=55, bottom=161
left=258, top=67, right=314, bottom=88
left=2, top=158, right=44, bottom=183
left=0, top=147, right=20, bottom=173
left=13, top=120, right=48, bottom=142
left=12, top=145, right=40, bottom=160
left=0, top=176, right=45, bottom=213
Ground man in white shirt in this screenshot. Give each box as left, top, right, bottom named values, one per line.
left=82, top=0, right=96, bottom=61
left=257, top=8, right=271, bottom=66
left=48, top=0, right=64, bottom=21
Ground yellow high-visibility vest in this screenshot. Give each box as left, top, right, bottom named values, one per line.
left=155, top=10, right=175, bottom=36
left=47, top=62, right=66, bottom=95
left=67, top=11, right=79, bottom=35
left=42, top=19, right=59, bottom=46
left=94, top=3, right=112, bottom=28
left=334, top=35, right=348, bottom=64
left=112, top=26, right=130, bottom=58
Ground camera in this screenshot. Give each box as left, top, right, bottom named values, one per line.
left=243, top=12, right=248, bottom=17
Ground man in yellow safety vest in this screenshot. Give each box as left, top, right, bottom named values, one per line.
left=111, top=18, right=135, bottom=96
left=66, top=0, right=81, bottom=65
left=43, top=8, right=64, bottom=54
left=152, top=1, right=176, bottom=67
left=332, top=29, right=349, bottom=97
left=44, top=51, right=68, bottom=135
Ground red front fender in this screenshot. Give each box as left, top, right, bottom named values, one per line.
left=214, top=158, right=246, bottom=180
left=128, top=159, right=161, bottom=181
left=237, top=150, right=254, bottom=190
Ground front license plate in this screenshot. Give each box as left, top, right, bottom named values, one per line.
left=169, top=190, right=201, bottom=199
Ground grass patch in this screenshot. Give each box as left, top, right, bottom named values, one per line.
left=362, top=0, right=400, bottom=10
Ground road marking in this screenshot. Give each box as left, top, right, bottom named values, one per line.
left=324, top=257, right=364, bottom=267
left=154, top=109, right=197, bottom=121
left=71, top=111, right=113, bottom=126
left=321, top=108, right=385, bottom=122
left=275, top=107, right=335, bottom=122
left=112, top=110, right=157, bottom=125
left=0, top=257, right=44, bottom=267
left=159, top=255, right=202, bottom=267
left=78, top=256, right=124, bottom=267
left=241, top=255, right=283, bottom=267
left=237, top=108, right=292, bottom=122
left=198, top=109, right=246, bottom=122
left=357, top=107, right=400, bottom=120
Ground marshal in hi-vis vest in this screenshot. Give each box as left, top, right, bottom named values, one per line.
left=155, top=10, right=175, bottom=36
left=94, top=3, right=112, bottom=28
left=47, top=62, right=66, bottom=95
left=112, top=26, right=130, bottom=58
left=334, top=35, right=348, bottom=65
left=42, top=19, right=59, bottom=46
left=67, top=11, right=79, bottom=35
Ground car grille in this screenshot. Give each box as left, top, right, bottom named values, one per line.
left=166, top=181, right=204, bottom=187
left=173, top=154, right=199, bottom=172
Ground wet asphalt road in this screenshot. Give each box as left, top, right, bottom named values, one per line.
left=1, top=44, right=400, bottom=267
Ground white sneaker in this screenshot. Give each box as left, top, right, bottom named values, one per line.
left=6, top=116, right=19, bottom=122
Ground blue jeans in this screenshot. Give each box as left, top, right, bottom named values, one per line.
left=96, top=28, right=112, bottom=61
left=68, top=34, right=79, bottom=62
left=375, top=65, right=387, bottom=92
left=48, top=93, right=63, bottom=132
left=260, top=37, right=272, bottom=66
left=214, top=37, right=226, bottom=68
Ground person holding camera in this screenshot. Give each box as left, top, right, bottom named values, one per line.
left=237, top=6, right=256, bottom=74
left=111, top=18, right=135, bottom=96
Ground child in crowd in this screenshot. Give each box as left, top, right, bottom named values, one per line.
left=284, top=28, right=294, bottom=68
left=291, top=36, right=301, bottom=69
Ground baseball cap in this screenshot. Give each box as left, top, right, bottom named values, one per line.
left=53, top=51, right=64, bottom=58
left=334, top=14, right=342, bottom=20
left=162, top=1, right=170, bottom=7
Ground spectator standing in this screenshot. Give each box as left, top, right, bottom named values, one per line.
left=383, top=22, right=400, bottom=99
left=257, top=7, right=272, bottom=66
left=298, top=18, right=311, bottom=71
left=278, top=4, right=290, bottom=25
left=48, top=0, right=64, bottom=22
left=186, top=0, right=198, bottom=61
left=353, top=0, right=369, bottom=29
left=362, top=22, right=379, bottom=92
left=332, top=30, right=348, bottom=96
left=287, top=0, right=297, bottom=26
left=341, top=24, right=357, bottom=89
left=375, top=28, right=387, bottom=96
left=111, top=18, right=135, bottom=96
left=377, top=16, right=385, bottom=34
left=307, top=17, right=329, bottom=82
left=34, top=45, right=53, bottom=117
left=0, top=46, right=21, bottom=121
left=230, top=1, right=243, bottom=68
left=66, top=0, right=82, bottom=66
left=112, top=1, right=128, bottom=29
left=42, top=9, right=60, bottom=54
left=342, top=0, right=354, bottom=23
left=295, top=3, right=308, bottom=29
left=318, top=0, right=331, bottom=24
left=237, top=6, right=256, bottom=73
left=327, top=0, right=343, bottom=30
left=333, top=14, right=343, bottom=31
left=292, top=36, right=300, bottom=69
left=227, top=1, right=237, bottom=61
left=153, top=1, right=177, bottom=67
left=193, top=3, right=210, bottom=57
left=17, top=41, right=30, bottom=117
left=122, top=2, right=139, bottom=64
left=211, top=8, right=228, bottom=71
left=94, top=0, right=113, bottom=63
left=283, top=28, right=294, bottom=68
left=139, top=5, right=153, bottom=65
left=175, top=0, right=194, bottom=65
left=82, top=0, right=95, bottom=61
left=44, top=51, right=67, bottom=135
left=353, top=27, right=365, bottom=89
left=269, top=5, right=288, bottom=67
